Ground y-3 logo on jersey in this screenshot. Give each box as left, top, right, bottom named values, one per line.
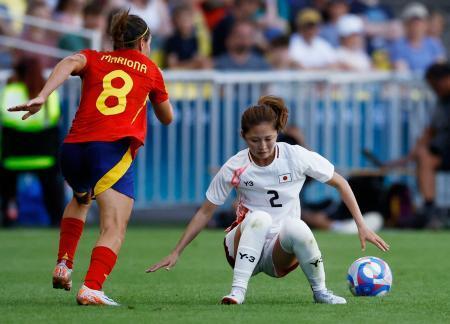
left=243, top=181, right=254, bottom=186
left=239, top=252, right=256, bottom=263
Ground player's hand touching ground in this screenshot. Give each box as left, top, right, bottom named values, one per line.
left=146, top=252, right=179, bottom=272
left=8, top=96, right=46, bottom=120
left=358, top=225, right=390, bottom=252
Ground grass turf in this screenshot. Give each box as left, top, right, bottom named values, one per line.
left=0, top=228, right=449, bottom=323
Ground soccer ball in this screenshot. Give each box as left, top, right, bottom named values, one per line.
left=347, top=256, right=392, bottom=297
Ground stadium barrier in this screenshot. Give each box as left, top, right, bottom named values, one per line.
left=0, top=11, right=101, bottom=59
left=0, top=71, right=433, bottom=208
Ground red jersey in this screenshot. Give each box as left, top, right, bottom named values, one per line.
left=64, top=49, right=169, bottom=156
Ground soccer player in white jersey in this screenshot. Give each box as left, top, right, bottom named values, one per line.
left=147, top=95, right=390, bottom=304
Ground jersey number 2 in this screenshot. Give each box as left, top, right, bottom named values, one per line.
left=267, top=190, right=282, bottom=207
left=96, top=70, right=133, bottom=115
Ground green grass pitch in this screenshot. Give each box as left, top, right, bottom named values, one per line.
left=0, top=228, right=449, bottom=323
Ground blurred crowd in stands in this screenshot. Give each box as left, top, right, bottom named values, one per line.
left=0, top=0, right=447, bottom=74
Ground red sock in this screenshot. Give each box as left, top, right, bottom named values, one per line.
left=84, top=246, right=117, bottom=291
left=57, top=217, right=85, bottom=269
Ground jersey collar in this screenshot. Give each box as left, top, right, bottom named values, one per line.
left=248, top=144, right=279, bottom=168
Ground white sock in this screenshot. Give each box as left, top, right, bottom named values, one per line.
left=279, top=218, right=326, bottom=292
left=231, top=211, right=272, bottom=291
left=231, top=286, right=246, bottom=297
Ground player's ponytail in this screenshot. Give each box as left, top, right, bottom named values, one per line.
left=110, top=10, right=150, bottom=50
left=257, top=95, right=288, bottom=131
left=241, top=95, right=289, bottom=136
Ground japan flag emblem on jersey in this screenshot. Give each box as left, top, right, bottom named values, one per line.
left=279, top=173, right=292, bottom=183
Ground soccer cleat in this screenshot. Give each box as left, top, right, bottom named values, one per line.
left=313, top=289, right=347, bottom=304
left=221, top=294, right=244, bottom=305
left=221, top=289, right=246, bottom=305
left=76, top=285, right=120, bottom=306
left=52, top=262, right=72, bottom=291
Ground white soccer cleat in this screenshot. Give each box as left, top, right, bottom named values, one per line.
left=52, top=262, right=72, bottom=291
left=221, top=289, right=245, bottom=305
left=76, top=285, right=120, bottom=306
left=313, top=289, right=347, bottom=304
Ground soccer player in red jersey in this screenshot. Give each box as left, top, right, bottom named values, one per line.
left=8, top=11, right=173, bottom=306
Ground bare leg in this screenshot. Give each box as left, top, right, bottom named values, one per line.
left=62, top=196, right=92, bottom=222
left=79, top=188, right=133, bottom=298
left=416, top=146, right=441, bottom=202
left=94, top=188, right=133, bottom=254
left=272, top=239, right=299, bottom=277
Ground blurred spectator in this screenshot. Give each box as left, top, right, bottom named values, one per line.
left=19, top=1, right=57, bottom=68
left=0, top=0, right=27, bottom=33
left=288, top=8, right=337, bottom=70
left=311, top=0, right=329, bottom=15
left=128, top=0, right=172, bottom=37
left=385, top=63, right=450, bottom=228
left=428, top=11, right=445, bottom=41
left=319, top=0, right=349, bottom=48
left=58, top=1, right=107, bottom=52
left=182, top=0, right=213, bottom=62
left=0, top=57, right=65, bottom=227
left=351, top=0, right=401, bottom=70
left=200, top=0, right=233, bottom=30
left=164, top=3, right=212, bottom=69
left=286, top=0, right=309, bottom=30
left=214, top=20, right=270, bottom=70
left=390, top=3, right=446, bottom=74
left=335, top=14, right=371, bottom=71
left=53, top=0, right=86, bottom=28
left=212, top=0, right=261, bottom=57
left=0, top=4, right=14, bottom=68
left=266, top=35, right=298, bottom=69
left=108, top=0, right=128, bottom=8
left=128, top=0, right=172, bottom=65
left=256, top=0, right=289, bottom=40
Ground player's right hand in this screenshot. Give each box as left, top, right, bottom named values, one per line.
left=7, top=96, right=46, bottom=120
left=146, top=252, right=179, bottom=273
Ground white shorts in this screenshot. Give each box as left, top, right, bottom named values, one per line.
left=223, top=226, right=298, bottom=278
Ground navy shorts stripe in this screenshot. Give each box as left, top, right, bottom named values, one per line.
left=60, top=139, right=135, bottom=199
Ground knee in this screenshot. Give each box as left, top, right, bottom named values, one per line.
left=280, top=218, right=315, bottom=252
left=242, top=210, right=272, bottom=234
left=74, top=192, right=92, bottom=206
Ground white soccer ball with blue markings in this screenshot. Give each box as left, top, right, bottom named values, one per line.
left=347, top=256, right=392, bottom=297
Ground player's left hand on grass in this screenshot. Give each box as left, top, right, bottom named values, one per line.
left=7, top=96, right=46, bottom=120
left=146, top=252, right=179, bottom=273
left=358, top=225, right=390, bottom=252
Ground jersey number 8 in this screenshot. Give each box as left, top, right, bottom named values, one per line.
left=96, top=70, right=133, bottom=115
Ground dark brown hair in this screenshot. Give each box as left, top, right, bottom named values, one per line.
left=109, top=10, right=150, bottom=50
left=83, top=1, right=105, bottom=17
left=241, top=95, right=289, bottom=136
left=11, top=57, right=45, bottom=98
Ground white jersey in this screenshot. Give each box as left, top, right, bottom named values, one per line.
left=206, top=142, right=334, bottom=234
